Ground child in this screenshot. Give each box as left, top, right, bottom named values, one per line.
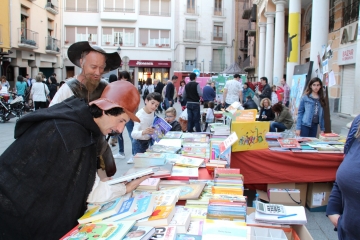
left=203, top=101, right=215, bottom=132
left=271, top=85, right=279, bottom=105
left=130, top=92, right=162, bottom=163
left=165, top=107, right=181, bottom=131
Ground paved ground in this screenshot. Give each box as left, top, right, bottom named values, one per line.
left=0, top=100, right=351, bottom=240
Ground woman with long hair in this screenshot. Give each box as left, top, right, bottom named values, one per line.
left=295, top=77, right=326, bottom=137
left=269, top=102, right=294, bottom=132
left=258, top=98, right=275, bottom=121
left=47, top=76, right=58, bottom=100
left=142, top=77, right=154, bottom=101
left=178, top=80, right=186, bottom=107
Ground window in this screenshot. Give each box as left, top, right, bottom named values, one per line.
left=139, top=0, right=171, bottom=16
left=48, top=19, right=53, bottom=36
left=185, top=48, right=196, bottom=71
left=213, top=22, right=223, bottom=41
left=187, top=0, right=196, bottom=13
left=75, top=27, right=98, bottom=43
left=65, top=26, right=75, bottom=44
left=185, top=20, right=197, bottom=39
left=214, top=0, right=222, bottom=15
left=139, top=29, right=170, bottom=47
left=65, top=0, right=98, bottom=12
left=102, top=28, right=135, bottom=46
left=212, top=49, right=224, bottom=72
left=104, top=0, right=134, bottom=12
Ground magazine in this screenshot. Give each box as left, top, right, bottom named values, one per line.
left=151, top=116, right=172, bottom=142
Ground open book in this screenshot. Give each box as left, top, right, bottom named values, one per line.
left=106, top=168, right=158, bottom=185
left=151, top=116, right=172, bottom=142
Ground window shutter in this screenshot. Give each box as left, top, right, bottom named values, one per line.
left=66, top=26, right=75, bottom=43
left=151, top=0, right=159, bottom=14
left=185, top=48, right=196, bottom=60
left=102, top=28, right=112, bottom=34
left=140, top=29, right=149, bottom=43
left=65, top=0, right=75, bottom=11
left=88, top=0, right=98, bottom=11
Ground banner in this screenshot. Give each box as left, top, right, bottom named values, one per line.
left=287, top=13, right=300, bottom=63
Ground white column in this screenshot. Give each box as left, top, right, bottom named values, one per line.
left=272, top=0, right=287, bottom=86
left=31, top=67, right=38, bottom=79
left=310, top=0, right=329, bottom=78
left=258, top=23, right=267, bottom=80
left=353, top=6, right=360, bottom=115
left=13, top=66, right=19, bottom=90
left=286, top=0, right=301, bottom=88
left=264, top=12, right=275, bottom=85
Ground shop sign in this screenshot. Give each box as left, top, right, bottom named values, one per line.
left=338, top=44, right=357, bottom=65
left=128, top=60, right=171, bottom=67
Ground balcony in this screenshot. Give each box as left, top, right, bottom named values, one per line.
left=183, top=30, right=200, bottom=42
left=343, top=0, right=359, bottom=26
left=18, top=28, right=38, bottom=49
left=184, top=60, right=197, bottom=71
left=45, top=37, right=60, bottom=54
left=185, top=5, right=199, bottom=15
left=242, top=2, right=252, bottom=19
left=211, top=63, right=227, bottom=73
left=138, top=42, right=170, bottom=48
left=45, top=2, right=59, bottom=15
left=211, top=32, right=227, bottom=43
left=243, top=57, right=255, bottom=72
left=213, top=7, right=225, bottom=17
left=103, top=7, right=135, bottom=13
left=66, top=6, right=98, bottom=12
left=101, top=8, right=137, bottom=21
left=0, top=25, right=2, bottom=45
left=239, top=40, right=248, bottom=51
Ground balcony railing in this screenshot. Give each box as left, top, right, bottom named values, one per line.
left=45, top=2, right=59, bottom=14
left=103, top=7, right=135, bottom=13
left=65, top=7, right=98, bottom=12
left=45, top=37, right=60, bottom=53
left=211, top=32, right=227, bottom=43
left=138, top=42, right=170, bottom=48
left=239, top=40, right=248, bottom=51
left=213, top=7, right=225, bottom=17
left=211, top=63, right=227, bottom=73
left=18, top=28, right=38, bottom=49
left=185, top=5, right=199, bottom=15
left=343, top=0, right=359, bottom=26
left=139, top=10, right=171, bottom=16
left=305, top=27, right=311, bottom=44
left=183, top=30, right=200, bottom=41
left=0, top=24, right=2, bottom=44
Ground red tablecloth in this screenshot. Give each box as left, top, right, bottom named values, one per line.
left=230, top=149, right=343, bottom=185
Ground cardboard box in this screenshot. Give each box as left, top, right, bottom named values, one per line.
left=231, top=121, right=270, bottom=152
left=257, top=183, right=307, bottom=207
left=247, top=207, right=314, bottom=240
left=306, top=182, right=334, bottom=211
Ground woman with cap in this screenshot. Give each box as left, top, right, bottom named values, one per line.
left=0, top=81, right=149, bottom=239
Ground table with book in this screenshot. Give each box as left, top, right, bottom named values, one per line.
left=61, top=130, right=313, bottom=240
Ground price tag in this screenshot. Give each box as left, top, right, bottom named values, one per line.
left=219, top=132, right=238, bottom=154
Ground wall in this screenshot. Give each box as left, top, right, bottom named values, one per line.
left=0, top=0, right=11, bottom=51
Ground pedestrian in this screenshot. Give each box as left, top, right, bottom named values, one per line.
left=222, top=73, right=243, bottom=108
left=203, top=101, right=215, bottom=132
left=280, top=75, right=290, bottom=107
left=15, top=75, right=28, bottom=99
left=47, top=76, right=58, bottom=100
left=295, top=77, right=325, bottom=137
left=0, top=81, right=150, bottom=239
left=271, top=85, right=279, bottom=105
left=211, top=81, right=216, bottom=92
left=178, top=80, right=186, bottom=107
left=154, top=79, right=165, bottom=113
left=270, top=102, right=294, bottom=132
left=258, top=98, right=274, bottom=121
left=30, top=75, right=50, bottom=110
left=165, top=107, right=181, bottom=131
left=142, top=77, right=154, bottom=101
left=257, top=77, right=272, bottom=102
left=164, top=75, right=177, bottom=109
left=1, top=75, right=10, bottom=91
left=242, top=82, right=255, bottom=103
left=202, top=79, right=216, bottom=108
left=243, top=96, right=258, bottom=110
left=183, top=72, right=202, bottom=132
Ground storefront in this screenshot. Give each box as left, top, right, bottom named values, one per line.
left=129, top=60, right=171, bottom=85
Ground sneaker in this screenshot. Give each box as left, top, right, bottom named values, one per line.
left=127, top=157, right=134, bottom=164
left=113, top=152, right=125, bottom=159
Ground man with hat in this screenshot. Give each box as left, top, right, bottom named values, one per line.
left=50, top=41, right=122, bottom=177
left=0, top=81, right=150, bottom=239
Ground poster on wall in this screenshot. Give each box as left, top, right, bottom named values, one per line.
left=287, top=12, right=300, bottom=63
left=211, top=75, right=234, bottom=103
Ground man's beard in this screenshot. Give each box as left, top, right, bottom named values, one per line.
left=84, top=76, right=100, bottom=93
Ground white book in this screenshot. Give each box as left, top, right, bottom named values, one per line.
left=106, top=168, right=158, bottom=185
left=169, top=212, right=191, bottom=233
left=254, top=205, right=307, bottom=225
left=170, top=166, right=199, bottom=178
left=186, top=220, right=204, bottom=235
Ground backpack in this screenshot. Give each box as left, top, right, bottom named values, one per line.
left=143, top=86, right=149, bottom=100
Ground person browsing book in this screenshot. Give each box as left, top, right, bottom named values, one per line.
left=0, top=81, right=151, bottom=239
left=131, top=92, right=163, bottom=163
left=165, top=107, right=181, bottom=131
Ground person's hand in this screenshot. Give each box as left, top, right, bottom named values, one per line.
left=142, top=127, right=155, bottom=135
left=125, top=174, right=153, bottom=193
left=295, top=130, right=301, bottom=136
left=262, top=115, right=267, bottom=119
left=328, top=214, right=340, bottom=228
left=258, top=91, right=262, bottom=95
left=169, top=101, right=172, bottom=105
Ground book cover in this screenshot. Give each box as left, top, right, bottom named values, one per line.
left=137, top=205, right=176, bottom=227
left=169, top=212, right=191, bottom=234
left=107, top=168, right=158, bottom=185
left=181, top=133, right=207, bottom=139
left=155, top=139, right=183, bottom=148
left=151, top=116, right=173, bottom=142
left=170, top=166, right=199, bottom=178
left=150, top=226, right=177, bottom=240
left=210, top=141, right=231, bottom=167
left=147, top=144, right=182, bottom=154
left=202, top=219, right=250, bottom=240
left=153, top=194, right=179, bottom=207
left=160, top=183, right=206, bottom=200
left=277, top=138, right=301, bottom=148
left=175, top=206, right=208, bottom=219
left=123, top=226, right=156, bottom=240
left=126, top=163, right=173, bottom=178
left=124, top=196, right=155, bottom=221
left=186, top=220, right=204, bottom=235
left=214, top=168, right=240, bottom=175
left=60, top=221, right=136, bottom=240
left=137, top=178, right=161, bottom=190
left=174, top=156, right=204, bottom=168
left=78, top=197, right=123, bottom=224
left=102, top=197, right=137, bottom=222
left=149, top=205, right=175, bottom=221
left=164, top=131, right=183, bottom=139
left=176, top=234, right=202, bottom=240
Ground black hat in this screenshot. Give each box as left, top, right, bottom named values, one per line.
left=67, top=41, right=121, bottom=72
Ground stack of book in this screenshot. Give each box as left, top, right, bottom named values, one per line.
left=319, top=132, right=340, bottom=141
left=134, top=153, right=166, bottom=167
left=206, top=196, right=247, bottom=221
left=164, top=131, right=183, bottom=139
left=306, top=142, right=343, bottom=153
left=214, top=168, right=244, bottom=188
left=182, top=133, right=209, bottom=143
left=209, top=123, right=230, bottom=135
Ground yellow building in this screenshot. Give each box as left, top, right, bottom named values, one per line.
left=0, top=0, right=11, bottom=77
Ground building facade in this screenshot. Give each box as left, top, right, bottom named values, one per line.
left=5, top=0, right=62, bottom=87
left=62, top=0, right=174, bottom=86
left=253, top=0, right=359, bottom=116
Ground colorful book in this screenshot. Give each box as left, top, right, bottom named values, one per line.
left=164, top=131, right=183, bottom=139
left=153, top=194, right=179, bottom=207
left=159, top=183, right=206, bottom=200
left=169, top=212, right=191, bottom=233
left=137, top=205, right=176, bottom=227
left=134, top=153, right=166, bottom=167
left=170, top=166, right=199, bottom=179
left=319, top=132, right=340, bottom=141
left=176, top=234, right=202, bottom=240
left=173, top=156, right=204, bottom=168
left=150, top=226, right=177, bottom=240
left=124, top=196, right=155, bottom=221
left=175, top=206, right=208, bottom=220
left=60, top=221, right=136, bottom=240
left=186, top=220, right=204, bottom=235
left=123, top=226, right=156, bottom=240
left=102, top=197, right=137, bottom=222
left=151, top=116, right=173, bottom=142
left=214, top=168, right=240, bottom=175
left=78, top=197, right=123, bottom=224
left=277, top=138, right=301, bottom=148
left=137, top=178, right=161, bottom=191
left=202, top=219, right=249, bottom=240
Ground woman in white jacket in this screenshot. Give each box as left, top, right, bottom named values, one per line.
left=31, top=75, right=50, bottom=110
left=141, top=77, right=154, bottom=100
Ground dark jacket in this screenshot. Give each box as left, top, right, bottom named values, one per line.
left=0, top=97, right=102, bottom=239
left=165, top=81, right=175, bottom=101
left=154, top=82, right=165, bottom=94
left=259, top=84, right=272, bottom=101
left=258, top=107, right=275, bottom=121
left=202, top=85, right=216, bottom=102
left=184, top=81, right=201, bottom=102
left=48, top=83, right=57, bottom=100
left=274, top=107, right=294, bottom=129
left=169, top=120, right=182, bottom=131
left=243, top=99, right=258, bottom=110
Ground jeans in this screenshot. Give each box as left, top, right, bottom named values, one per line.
left=187, top=103, right=201, bottom=132
left=270, top=122, right=287, bottom=132
left=164, top=98, right=174, bottom=110
left=132, top=139, right=150, bottom=155
left=300, top=122, right=318, bottom=137
left=118, top=120, right=134, bottom=155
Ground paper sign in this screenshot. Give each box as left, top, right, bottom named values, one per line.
left=328, top=71, right=336, bottom=87
left=219, top=132, right=238, bottom=154
left=312, top=192, right=326, bottom=206
left=233, top=109, right=257, bottom=122
left=322, top=59, right=329, bottom=73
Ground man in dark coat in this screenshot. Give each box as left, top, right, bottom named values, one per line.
left=258, top=76, right=272, bottom=102
left=0, top=81, right=149, bottom=239
left=243, top=95, right=258, bottom=110
left=154, top=79, right=165, bottom=113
